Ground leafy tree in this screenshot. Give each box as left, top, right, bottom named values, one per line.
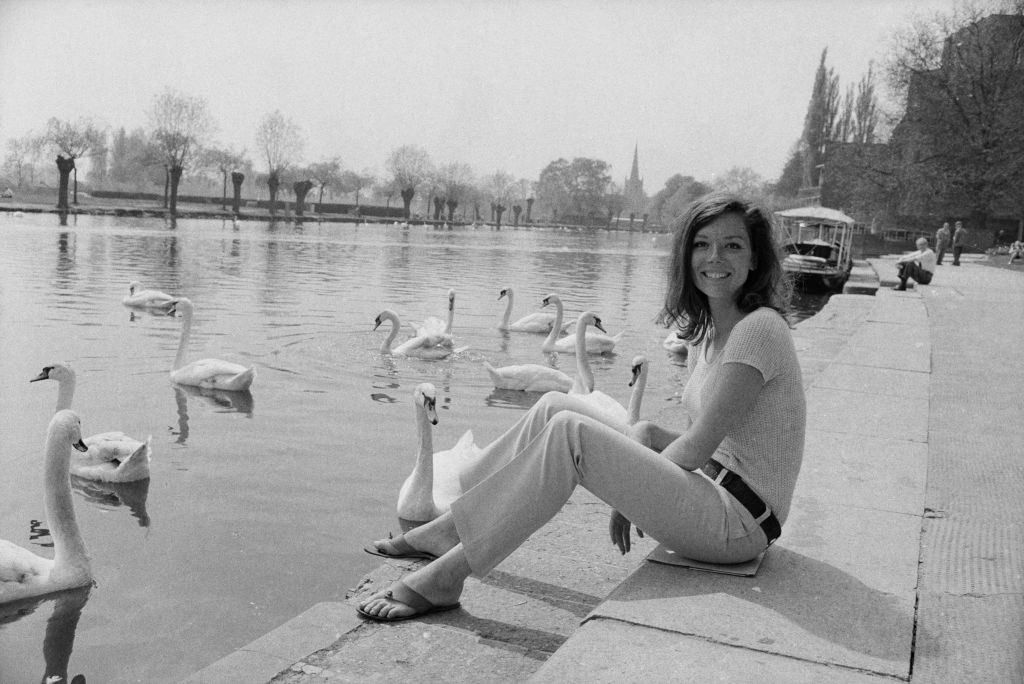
left=799, top=49, right=840, bottom=189
left=775, top=143, right=805, bottom=198
left=255, top=110, right=304, bottom=216
left=44, top=118, right=105, bottom=209
left=386, top=145, right=432, bottom=219
left=340, top=168, right=376, bottom=206
left=305, top=158, right=344, bottom=210
left=536, top=157, right=611, bottom=221
left=436, top=162, right=475, bottom=222
left=148, top=89, right=215, bottom=214
left=202, top=145, right=249, bottom=209
left=884, top=5, right=1024, bottom=231
left=650, top=174, right=711, bottom=224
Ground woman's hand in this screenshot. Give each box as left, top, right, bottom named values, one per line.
left=609, top=509, right=643, bottom=554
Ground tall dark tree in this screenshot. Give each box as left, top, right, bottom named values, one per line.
left=386, top=145, right=432, bottom=219
left=799, top=49, right=840, bottom=189
left=45, top=118, right=104, bottom=209
left=255, top=110, right=304, bottom=216
left=148, top=89, right=215, bottom=215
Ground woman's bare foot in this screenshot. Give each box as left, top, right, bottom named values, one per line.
left=358, top=546, right=470, bottom=620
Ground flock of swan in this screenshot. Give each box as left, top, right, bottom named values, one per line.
left=1, top=280, right=256, bottom=604
left=1, top=278, right=685, bottom=606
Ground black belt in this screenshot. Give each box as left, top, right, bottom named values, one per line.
left=702, top=459, right=781, bottom=544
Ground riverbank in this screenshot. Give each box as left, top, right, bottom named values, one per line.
left=181, top=255, right=1023, bottom=683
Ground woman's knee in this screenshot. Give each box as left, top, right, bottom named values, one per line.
left=534, top=391, right=575, bottom=419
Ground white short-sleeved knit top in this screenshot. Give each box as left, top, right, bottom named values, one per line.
left=680, top=307, right=805, bottom=524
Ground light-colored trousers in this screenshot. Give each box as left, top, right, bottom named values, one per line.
left=450, top=392, right=767, bottom=577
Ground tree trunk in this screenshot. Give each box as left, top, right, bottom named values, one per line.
left=72, top=166, right=79, bottom=204
left=169, top=165, right=183, bottom=215
left=433, top=196, right=444, bottom=221
left=526, top=198, right=534, bottom=223
left=400, top=187, right=415, bottom=219
left=513, top=205, right=522, bottom=227
left=495, top=204, right=506, bottom=229
left=268, top=172, right=280, bottom=216
left=446, top=199, right=458, bottom=222
left=162, top=166, right=169, bottom=208
left=231, top=172, right=244, bottom=214
left=221, top=170, right=228, bottom=209
left=317, top=184, right=325, bottom=214
left=55, top=155, right=75, bottom=210
left=293, top=180, right=313, bottom=217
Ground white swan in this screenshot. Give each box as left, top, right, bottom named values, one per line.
left=482, top=359, right=573, bottom=392
left=497, top=286, right=570, bottom=333
left=567, top=312, right=630, bottom=426
left=375, top=310, right=463, bottom=359
left=540, top=294, right=623, bottom=354
left=0, top=410, right=92, bottom=604
left=168, top=298, right=256, bottom=391
left=414, top=288, right=456, bottom=347
left=397, top=383, right=482, bottom=523
left=626, top=355, right=650, bottom=425
left=663, top=330, right=689, bottom=356
left=121, top=281, right=174, bottom=309
left=31, top=363, right=152, bottom=483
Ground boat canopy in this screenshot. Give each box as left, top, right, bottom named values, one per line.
left=776, top=206, right=856, bottom=225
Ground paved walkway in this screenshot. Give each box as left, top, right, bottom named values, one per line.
left=184, top=255, right=1023, bottom=683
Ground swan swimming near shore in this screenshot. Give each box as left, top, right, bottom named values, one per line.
left=375, top=310, right=464, bottom=359
left=31, top=362, right=152, bottom=482
left=0, top=410, right=93, bottom=604
left=397, top=383, right=482, bottom=522
left=497, top=286, right=570, bottom=333
left=540, top=294, right=622, bottom=354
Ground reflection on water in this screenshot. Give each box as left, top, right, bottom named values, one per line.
left=72, top=476, right=151, bottom=527
left=0, top=586, right=91, bottom=684
left=172, top=385, right=255, bottom=444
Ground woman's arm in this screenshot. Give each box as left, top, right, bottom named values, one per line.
left=660, top=362, right=764, bottom=470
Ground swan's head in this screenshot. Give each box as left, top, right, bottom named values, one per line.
left=166, top=298, right=193, bottom=317
left=413, top=383, right=438, bottom=425
left=51, top=409, right=89, bottom=453
left=541, top=293, right=561, bottom=308
left=578, top=311, right=607, bottom=334
left=374, top=309, right=399, bottom=331
left=30, top=362, right=74, bottom=384
left=128, top=280, right=143, bottom=295
left=629, top=355, right=649, bottom=387
left=447, top=289, right=456, bottom=310
left=498, top=287, right=512, bottom=301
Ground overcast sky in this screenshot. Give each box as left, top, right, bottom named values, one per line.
left=0, top=0, right=965, bottom=191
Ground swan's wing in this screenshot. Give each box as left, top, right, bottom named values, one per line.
left=416, top=316, right=447, bottom=338
left=509, top=312, right=557, bottom=333
left=172, top=359, right=255, bottom=390
left=433, top=430, right=483, bottom=511
left=0, top=539, right=47, bottom=584
left=488, top=363, right=573, bottom=391
left=75, top=435, right=151, bottom=481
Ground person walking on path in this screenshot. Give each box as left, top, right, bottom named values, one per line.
left=894, top=237, right=937, bottom=291
left=358, top=193, right=807, bottom=621
left=952, top=221, right=968, bottom=266
left=935, top=222, right=952, bottom=265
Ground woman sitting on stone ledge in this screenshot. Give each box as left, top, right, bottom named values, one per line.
left=358, top=193, right=807, bottom=621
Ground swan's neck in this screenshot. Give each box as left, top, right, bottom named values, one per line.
left=542, top=299, right=564, bottom=348
left=44, top=434, right=88, bottom=572
left=55, top=375, right=76, bottom=412
left=444, top=301, right=454, bottom=335
left=415, top=405, right=435, bottom=476
left=173, top=308, right=193, bottom=371
left=381, top=316, right=400, bottom=353
left=500, top=293, right=513, bottom=328
left=627, top=368, right=648, bottom=425
left=575, top=320, right=594, bottom=392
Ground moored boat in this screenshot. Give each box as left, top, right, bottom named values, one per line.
left=774, top=206, right=856, bottom=292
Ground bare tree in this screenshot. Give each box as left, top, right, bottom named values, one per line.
left=45, top=118, right=105, bottom=209
left=3, top=134, right=40, bottom=188
left=385, top=145, right=432, bottom=219
left=202, top=146, right=248, bottom=209
left=341, top=168, right=376, bottom=207
left=306, top=158, right=343, bottom=211
left=255, top=111, right=304, bottom=216
left=437, top=162, right=475, bottom=222
left=148, top=89, right=215, bottom=215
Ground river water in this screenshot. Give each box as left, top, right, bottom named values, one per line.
left=0, top=212, right=827, bottom=682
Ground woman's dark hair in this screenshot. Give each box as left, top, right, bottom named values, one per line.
left=657, top=192, right=790, bottom=344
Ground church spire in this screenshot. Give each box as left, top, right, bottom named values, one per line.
left=630, top=144, right=640, bottom=182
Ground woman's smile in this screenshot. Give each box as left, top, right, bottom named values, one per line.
left=691, top=213, right=754, bottom=301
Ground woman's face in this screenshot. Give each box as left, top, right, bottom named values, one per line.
left=690, top=212, right=755, bottom=303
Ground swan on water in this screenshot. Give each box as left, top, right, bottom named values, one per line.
left=497, top=286, right=570, bottom=333
left=540, top=294, right=622, bottom=354
left=121, top=281, right=175, bottom=309
left=412, top=288, right=456, bottom=347
left=375, top=310, right=464, bottom=359
left=482, top=359, right=573, bottom=392
left=0, top=410, right=93, bottom=604
left=663, top=330, right=689, bottom=356
left=167, top=298, right=255, bottom=391
left=397, top=383, right=482, bottom=523
left=566, top=312, right=632, bottom=427
left=31, top=363, right=152, bottom=482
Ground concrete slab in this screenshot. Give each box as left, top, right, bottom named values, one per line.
left=805, top=386, right=928, bottom=443
left=182, top=602, right=362, bottom=684
left=798, top=430, right=927, bottom=516
left=811, top=362, right=928, bottom=400
left=531, top=619, right=893, bottom=683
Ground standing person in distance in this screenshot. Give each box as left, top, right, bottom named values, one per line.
left=952, top=221, right=968, bottom=266
left=934, top=222, right=951, bottom=266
